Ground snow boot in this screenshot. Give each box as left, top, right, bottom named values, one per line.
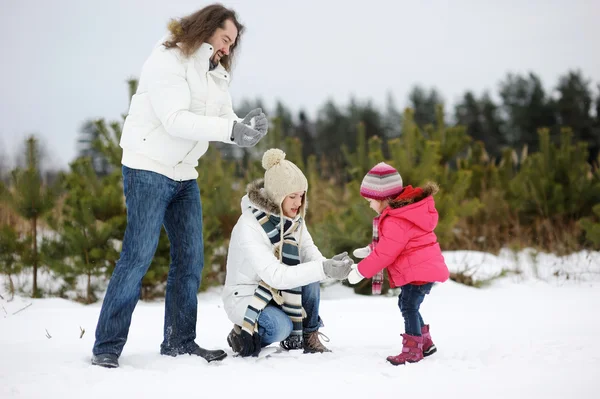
left=91, top=353, right=119, bottom=368
left=227, top=324, right=244, bottom=353
left=302, top=330, right=332, bottom=354
left=421, top=324, right=437, bottom=357
left=189, top=346, right=227, bottom=362
left=386, top=334, right=423, bottom=365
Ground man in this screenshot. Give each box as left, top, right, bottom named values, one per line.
left=92, top=4, right=267, bottom=368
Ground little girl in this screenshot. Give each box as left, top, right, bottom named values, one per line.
left=348, top=162, right=449, bottom=365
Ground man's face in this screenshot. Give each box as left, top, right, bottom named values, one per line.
left=207, top=19, right=238, bottom=64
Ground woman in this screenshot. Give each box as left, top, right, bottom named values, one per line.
left=222, top=149, right=353, bottom=357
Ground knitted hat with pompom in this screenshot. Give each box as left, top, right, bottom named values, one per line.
left=360, top=162, right=404, bottom=201
left=262, top=149, right=308, bottom=213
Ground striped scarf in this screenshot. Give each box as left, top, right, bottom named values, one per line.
left=371, top=215, right=384, bottom=295
left=241, top=208, right=304, bottom=347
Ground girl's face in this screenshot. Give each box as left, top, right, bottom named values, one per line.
left=282, top=191, right=305, bottom=218
left=367, top=198, right=387, bottom=214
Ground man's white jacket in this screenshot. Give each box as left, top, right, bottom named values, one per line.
left=120, top=36, right=240, bottom=181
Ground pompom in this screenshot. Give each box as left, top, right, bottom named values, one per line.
left=262, top=149, right=286, bottom=170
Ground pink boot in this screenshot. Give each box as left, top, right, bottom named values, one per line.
left=421, top=325, right=437, bottom=357
left=386, top=334, right=423, bottom=365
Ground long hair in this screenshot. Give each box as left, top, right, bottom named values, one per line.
left=163, top=4, right=244, bottom=72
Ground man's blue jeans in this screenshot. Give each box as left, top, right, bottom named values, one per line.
left=257, top=281, right=323, bottom=346
left=398, top=283, right=433, bottom=336
left=93, top=166, right=204, bottom=357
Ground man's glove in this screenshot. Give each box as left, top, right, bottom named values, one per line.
left=230, top=120, right=263, bottom=147
left=240, top=108, right=268, bottom=135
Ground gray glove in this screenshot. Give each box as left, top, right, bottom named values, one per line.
left=231, top=121, right=262, bottom=147
left=323, top=254, right=353, bottom=280
left=331, top=251, right=349, bottom=261
left=230, top=108, right=267, bottom=147
left=241, top=108, right=268, bottom=135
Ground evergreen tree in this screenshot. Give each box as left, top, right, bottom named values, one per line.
left=49, top=158, right=125, bottom=303
left=408, top=86, right=444, bottom=128
left=499, top=72, right=556, bottom=151
left=454, top=91, right=504, bottom=158
left=4, top=136, right=58, bottom=297
left=555, top=70, right=598, bottom=162
left=0, top=224, right=27, bottom=299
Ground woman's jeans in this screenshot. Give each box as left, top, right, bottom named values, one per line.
left=257, top=282, right=323, bottom=346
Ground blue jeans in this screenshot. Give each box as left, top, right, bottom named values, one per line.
left=257, top=281, right=323, bottom=346
left=93, top=166, right=204, bottom=357
left=398, top=283, right=433, bottom=336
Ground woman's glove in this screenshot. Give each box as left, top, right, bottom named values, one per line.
left=323, top=254, right=353, bottom=280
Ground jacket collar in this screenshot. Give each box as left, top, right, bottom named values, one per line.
left=191, top=42, right=230, bottom=82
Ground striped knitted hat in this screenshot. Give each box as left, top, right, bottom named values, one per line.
left=360, top=162, right=404, bottom=200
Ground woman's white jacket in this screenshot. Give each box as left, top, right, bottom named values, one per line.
left=222, top=180, right=327, bottom=327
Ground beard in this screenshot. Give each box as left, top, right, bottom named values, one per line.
left=209, top=55, right=219, bottom=70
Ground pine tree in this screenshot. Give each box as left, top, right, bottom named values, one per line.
left=196, top=146, right=245, bottom=290
left=4, top=136, right=57, bottom=297
left=342, top=122, right=369, bottom=180
left=509, top=128, right=600, bottom=252
left=0, top=224, right=27, bottom=299
left=49, top=158, right=125, bottom=303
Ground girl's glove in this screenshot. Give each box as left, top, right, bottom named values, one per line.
left=352, top=245, right=371, bottom=259
left=347, top=264, right=365, bottom=284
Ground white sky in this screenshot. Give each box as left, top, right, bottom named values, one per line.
left=1, top=0, right=599, bottom=169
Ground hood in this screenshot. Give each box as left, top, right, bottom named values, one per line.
left=383, top=182, right=439, bottom=231
left=242, top=179, right=280, bottom=215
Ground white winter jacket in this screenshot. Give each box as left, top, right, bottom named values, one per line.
left=222, top=180, right=327, bottom=327
left=120, top=36, right=240, bottom=181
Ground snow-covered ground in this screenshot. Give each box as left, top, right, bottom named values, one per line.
left=1, top=249, right=599, bottom=399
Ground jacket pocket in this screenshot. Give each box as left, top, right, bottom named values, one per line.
left=141, top=127, right=195, bottom=167
left=230, top=284, right=259, bottom=298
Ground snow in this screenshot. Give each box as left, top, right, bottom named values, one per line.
left=1, top=250, right=600, bottom=398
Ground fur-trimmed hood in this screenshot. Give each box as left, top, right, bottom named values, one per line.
left=243, top=178, right=307, bottom=219
left=246, top=179, right=280, bottom=215
left=381, top=182, right=440, bottom=232
left=388, top=182, right=439, bottom=209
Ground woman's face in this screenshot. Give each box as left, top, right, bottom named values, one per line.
left=282, top=191, right=305, bottom=218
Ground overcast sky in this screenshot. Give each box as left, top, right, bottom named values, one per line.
left=1, top=0, right=598, bottom=170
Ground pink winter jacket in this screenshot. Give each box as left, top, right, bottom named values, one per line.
left=357, top=183, right=450, bottom=288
